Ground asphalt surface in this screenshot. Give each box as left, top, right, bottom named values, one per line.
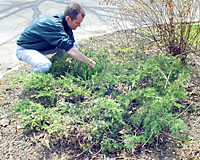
left=0, top=0, right=127, bottom=78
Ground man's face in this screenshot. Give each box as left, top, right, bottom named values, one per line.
left=65, top=13, right=83, bottom=30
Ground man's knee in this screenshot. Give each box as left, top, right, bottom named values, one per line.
left=42, top=62, right=52, bottom=72
left=33, top=61, right=52, bottom=74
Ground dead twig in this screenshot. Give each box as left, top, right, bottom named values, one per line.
left=160, top=70, right=171, bottom=88
left=176, top=103, right=193, bottom=118
left=75, top=143, right=95, bottom=158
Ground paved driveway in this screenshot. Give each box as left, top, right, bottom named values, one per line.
left=0, top=0, right=124, bottom=78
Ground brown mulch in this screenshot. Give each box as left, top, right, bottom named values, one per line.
left=0, top=30, right=200, bottom=160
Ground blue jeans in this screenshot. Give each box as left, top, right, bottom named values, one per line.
left=16, top=45, right=64, bottom=74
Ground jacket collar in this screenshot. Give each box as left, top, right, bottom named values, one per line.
left=62, top=14, right=72, bottom=33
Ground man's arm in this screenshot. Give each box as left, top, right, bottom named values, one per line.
left=67, top=46, right=96, bottom=68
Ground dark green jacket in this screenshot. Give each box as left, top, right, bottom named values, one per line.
left=17, top=14, right=75, bottom=52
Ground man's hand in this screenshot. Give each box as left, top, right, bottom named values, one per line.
left=88, top=59, right=96, bottom=68
left=67, top=47, right=96, bottom=68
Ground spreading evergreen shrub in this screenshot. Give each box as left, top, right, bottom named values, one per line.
left=12, top=46, right=190, bottom=154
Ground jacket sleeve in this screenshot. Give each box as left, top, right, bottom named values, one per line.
left=39, top=20, right=75, bottom=51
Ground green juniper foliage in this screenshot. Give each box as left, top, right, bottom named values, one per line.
left=12, top=46, right=190, bottom=153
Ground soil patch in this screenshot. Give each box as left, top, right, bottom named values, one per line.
left=0, top=30, right=200, bottom=159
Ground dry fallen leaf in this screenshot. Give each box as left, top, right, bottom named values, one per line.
left=41, top=134, right=50, bottom=149
left=0, top=119, right=9, bottom=127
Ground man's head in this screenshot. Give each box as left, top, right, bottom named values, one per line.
left=64, top=3, right=85, bottom=30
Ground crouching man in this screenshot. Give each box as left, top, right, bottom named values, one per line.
left=16, top=3, right=96, bottom=74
